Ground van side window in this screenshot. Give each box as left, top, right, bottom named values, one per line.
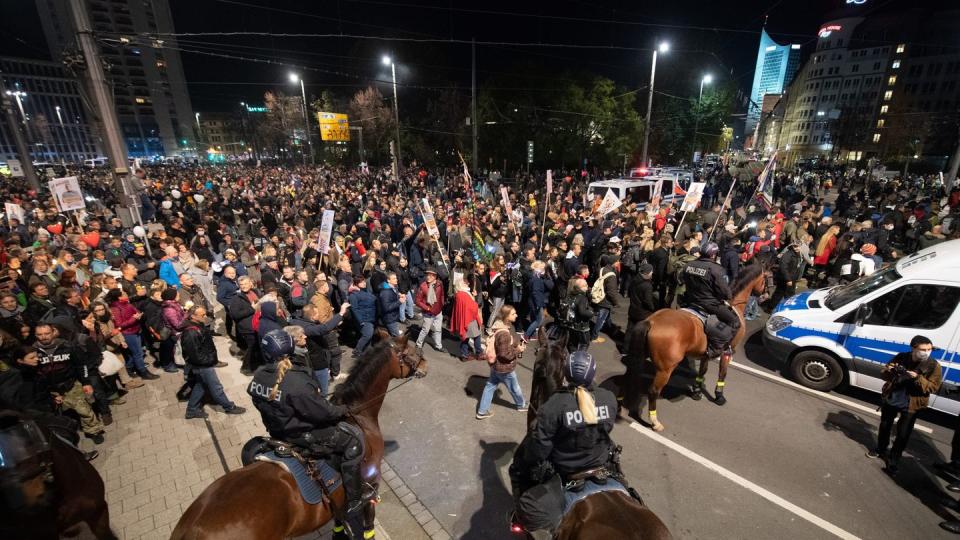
left=888, top=284, right=960, bottom=329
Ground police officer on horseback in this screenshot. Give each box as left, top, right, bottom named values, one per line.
left=247, top=329, right=375, bottom=539
left=680, top=242, right=741, bottom=358
left=513, top=351, right=620, bottom=538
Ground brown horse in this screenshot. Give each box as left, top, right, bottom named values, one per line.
left=171, top=334, right=426, bottom=540
left=0, top=410, right=114, bottom=539
left=622, top=263, right=769, bottom=432
left=508, top=332, right=672, bottom=539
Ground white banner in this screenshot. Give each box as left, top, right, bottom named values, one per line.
left=680, top=181, right=706, bottom=212
left=651, top=178, right=664, bottom=201
left=4, top=202, right=24, bottom=226
left=546, top=170, right=553, bottom=194
left=421, top=198, right=440, bottom=238
left=49, top=176, right=85, bottom=212
left=7, top=159, right=24, bottom=178
left=596, top=189, right=623, bottom=216
left=317, top=209, right=335, bottom=255
left=500, top=186, right=514, bottom=218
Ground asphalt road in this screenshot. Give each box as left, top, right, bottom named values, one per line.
left=370, top=303, right=960, bottom=540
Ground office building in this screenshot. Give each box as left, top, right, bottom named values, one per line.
left=745, top=29, right=802, bottom=139
left=773, top=6, right=960, bottom=166
left=0, top=56, right=102, bottom=163
left=35, top=0, right=195, bottom=157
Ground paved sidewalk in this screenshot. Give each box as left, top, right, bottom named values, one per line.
left=85, top=336, right=430, bottom=540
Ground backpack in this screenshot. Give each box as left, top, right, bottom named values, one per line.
left=590, top=270, right=613, bottom=304
left=620, top=246, right=640, bottom=273
left=484, top=328, right=511, bottom=363
left=557, top=294, right=576, bottom=324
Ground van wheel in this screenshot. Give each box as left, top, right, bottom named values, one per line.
left=790, top=351, right=843, bottom=392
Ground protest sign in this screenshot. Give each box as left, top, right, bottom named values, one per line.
left=680, top=182, right=706, bottom=212
left=596, top=189, right=623, bottom=216
left=4, top=202, right=24, bottom=226
left=317, top=209, right=335, bottom=255
left=49, top=176, right=85, bottom=212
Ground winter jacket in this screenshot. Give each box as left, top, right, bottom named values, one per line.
left=180, top=323, right=220, bottom=368
left=290, top=314, right=344, bottom=371
left=489, top=320, right=521, bottom=374
left=179, top=283, right=211, bottom=312
left=525, top=273, right=554, bottom=313
left=109, top=299, right=142, bottom=335
left=881, top=352, right=942, bottom=413
left=227, top=290, right=257, bottom=334
left=161, top=299, right=187, bottom=334
left=720, top=245, right=740, bottom=283
left=592, top=266, right=619, bottom=310
left=348, top=288, right=377, bottom=324
left=31, top=338, right=90, bottom=394
left=216, top=278, right=239, bottom=307
left=628, top=277, right=656, bottom=324
left=256, top=301, right=286, bottom=340
left=414, top=280, right=444, bottom=317
left=377, top=283, right=401, bottom=325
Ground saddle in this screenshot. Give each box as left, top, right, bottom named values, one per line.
left=680, top=307, right=735, bottom=346
left=249, top=438, right=343, bottom=505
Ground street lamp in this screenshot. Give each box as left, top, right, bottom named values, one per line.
left=640, top=41, right=669, bottom=167
left=691, top=73, right=713, bottom=164
left=5, top=90, right=27, bottom=123
left=55, top=105, right=64, bottom=127
left=289, top=73, right=314, bottom=165
left=381, top=55, right=402, bottom=167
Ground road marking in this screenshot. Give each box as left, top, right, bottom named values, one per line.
left=729, top=361, right=934, bottom=434
left=627, top=421, right=862, bottom=540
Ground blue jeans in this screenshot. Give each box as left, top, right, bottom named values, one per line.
left=399, top=293, right=415, bottom=322
left=591, top=308, right=611, bottom=340
left=122, top=333, right=146, bottom=374
left=355, top=322, right=375, bottom=355
left=460, top=335, right=483, bottom=358
left=314, top=369, right=330, bottom=397
left=477, top=370, right=526, bottom=414
left=384, top=321, right=402, bottom=337
left=524, top=307, right=545, bottom=339
left=186, top=366, right=235, bottom=414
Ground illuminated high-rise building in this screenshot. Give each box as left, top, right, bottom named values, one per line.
left=745, top=29, right=802, bottom=140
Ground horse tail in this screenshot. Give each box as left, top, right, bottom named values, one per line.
left=624, top=319, right=650, bottom=370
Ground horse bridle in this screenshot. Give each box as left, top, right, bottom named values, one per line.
left=392, top=342, right=426, bottom=379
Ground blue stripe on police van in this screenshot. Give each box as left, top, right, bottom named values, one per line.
left=775, top=291, right=814, bottom=313
left=775, top=325, right=960, bottom=383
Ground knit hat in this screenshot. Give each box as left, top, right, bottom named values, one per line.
left=860, top=243, right=877, bottom=256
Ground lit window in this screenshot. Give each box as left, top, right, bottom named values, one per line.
left=896, top=44, right=905, bottom=54
left=156, top=60, right=166, bottom=68
left=884, top=90, right=893, bottom=101
left=877, top=119, right=885, bottom=128
left=880, top=105, right=889, bottom=114
left=873, top=133, right=881, bottom=143
left=892, top=60, right=900, bottom=69
left=887, top=76, right=897, bottom=86
left=135, top=97, right=146, bottom=104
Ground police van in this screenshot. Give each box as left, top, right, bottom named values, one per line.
left=763, top=239, right=960, bottom=415
left=586, top=176, right=679, bottom=210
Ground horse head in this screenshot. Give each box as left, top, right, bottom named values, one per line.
left=389, top=333, right=428, bottom=380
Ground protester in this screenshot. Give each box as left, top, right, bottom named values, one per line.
left=476, top=305, right=528, bottom=419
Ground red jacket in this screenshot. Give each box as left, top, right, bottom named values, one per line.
left=110, top=299, right=141, bottom=335
left=415, top=280, right=444, bottom=316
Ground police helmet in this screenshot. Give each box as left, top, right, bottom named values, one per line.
left=566, top=351, right=597, bottom=387
left=261, top=329, right=294, bottom=362
left=702, top=242, right=720, bottom=258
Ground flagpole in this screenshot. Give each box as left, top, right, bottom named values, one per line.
left=707, top=179, right=737, bottom=242
left=538, top=170, right=552, bottom=254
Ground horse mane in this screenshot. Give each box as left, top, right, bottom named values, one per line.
left=731, top=263, right=764, bottom=296
left=332, top=341, right=393, bottom=405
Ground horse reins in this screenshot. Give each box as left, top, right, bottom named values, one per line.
left=341, top=345, right=426, bottom=416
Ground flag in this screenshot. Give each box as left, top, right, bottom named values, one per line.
left=756, top=152, right=778, bottom=211
left=596, top=189, right=623, bottom=216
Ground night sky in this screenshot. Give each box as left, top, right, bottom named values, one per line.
left=0, top=0, right=927, bottom=112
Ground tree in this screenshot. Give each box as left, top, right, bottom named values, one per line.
left=348, top=86, right=396, bottom=164
left=256, top=91, right=303, bottom=157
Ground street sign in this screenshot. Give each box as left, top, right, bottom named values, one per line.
left=526, top=141, right=534, bottom=163
left=7, top=159, right=23, bottom=178
left=317, top=112, right=350, bottom=141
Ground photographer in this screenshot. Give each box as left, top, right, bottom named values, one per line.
left=867, top=335, right=941, bottom=475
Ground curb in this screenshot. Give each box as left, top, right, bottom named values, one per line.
left=380, top=459, right=453, bottom=540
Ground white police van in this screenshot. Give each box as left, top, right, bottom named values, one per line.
left=763, top=239, right=960, bottom=415
left=586, top=176, right=679, bottom=210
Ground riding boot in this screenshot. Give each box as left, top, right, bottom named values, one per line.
left=344, top=508, right=368, bottom=540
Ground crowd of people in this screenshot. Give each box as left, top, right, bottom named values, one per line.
left=0, top=158, right=957, bottom=462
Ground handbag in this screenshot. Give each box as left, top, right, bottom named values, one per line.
left=99, top=350, right=124, bottom=376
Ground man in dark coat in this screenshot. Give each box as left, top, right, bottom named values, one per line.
left=628, top=263, right=657, bottom=327
left=648, top=236, right=673, bottom=309
left=181, top=305, right=245, bottom=419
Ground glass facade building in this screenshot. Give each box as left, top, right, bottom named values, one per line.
left=746, top=29, right=802, bottom=139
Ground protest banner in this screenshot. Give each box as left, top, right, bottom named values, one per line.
left=596, top=189, right=623, bottom=216
left=317, top=209, right=335, bottom=255
left=4, top=202, right=24, bottom=226
left=679, top=182, right=706, bottom=212
left=49, top=176, right=85, bottom=212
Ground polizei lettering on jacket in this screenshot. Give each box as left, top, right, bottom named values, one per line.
left=564, top=405, right=611, bottom=427
left=248, top=380, right=281, bottom=401
left=685, top=265, right=708, bottom=277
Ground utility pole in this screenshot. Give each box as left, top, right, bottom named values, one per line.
left=471, top=38, right=478, bottom=176
left=68, top=0, right=133, bottom=212
left=1, top=73, right=40, bottom=190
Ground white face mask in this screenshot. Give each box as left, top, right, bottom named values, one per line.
left=913, top=349, right=931, bottom=361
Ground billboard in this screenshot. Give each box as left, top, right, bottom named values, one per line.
left=317, top=112, right=350, bottom=141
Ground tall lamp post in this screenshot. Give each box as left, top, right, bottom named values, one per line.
left=289, top=73, right=314, bottom=165
left=382, top=55, right=402, bottom=168
left=691, top=73, right=713, bottom=165
left=640, top=41, right=669, bottom=168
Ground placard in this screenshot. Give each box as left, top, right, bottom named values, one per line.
left=680, top=181, right=706, bottom=212
left=7, top=159, right=23, bottom=178
left=4, top=202, right=24, bottom=226
left=421, top=198, right=440, bottom=238
left=546, top=169, right=553, bottom=194
left=49, top=176, right=86, bottom=212
left=596, top=189, right=623, bottom=216
left=317, top=209, right=335, bottom=255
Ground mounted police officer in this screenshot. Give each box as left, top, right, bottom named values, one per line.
left=247, top=329, right=374, bottom=540
left=514, top=351, right=619, bottom=538
left=680, top=242, right=741, bottom=358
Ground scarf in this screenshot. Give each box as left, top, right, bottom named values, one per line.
left=426, top=282, right=437, bottom=305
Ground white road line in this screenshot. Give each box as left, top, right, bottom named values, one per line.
left=729, top=360, right=934, bottom=434
left=627, top=421, right=862, bottom=540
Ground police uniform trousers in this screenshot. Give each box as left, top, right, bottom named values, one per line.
left=295, top=424, right=365, bottom=504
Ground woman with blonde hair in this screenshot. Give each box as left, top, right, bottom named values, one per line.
left=814, top=225, right=841, bottom=267
left=475, top=305, right=527, bottom=419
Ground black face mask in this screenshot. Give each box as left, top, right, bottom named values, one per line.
left=96, top=313, right=111, bottom=323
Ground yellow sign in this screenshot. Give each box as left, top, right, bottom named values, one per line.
left=317, top=112, right=350, bottom=142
